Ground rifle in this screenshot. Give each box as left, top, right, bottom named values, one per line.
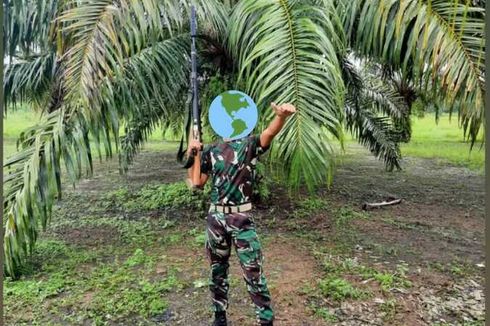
left=177, top=5, right=201, bottom=185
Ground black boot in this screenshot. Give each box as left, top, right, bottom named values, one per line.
left=260, top=321, right=273, bottom=326
left=212, top=311, right=227, bottom=326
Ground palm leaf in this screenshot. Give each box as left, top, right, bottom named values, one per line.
left=228, top=0, right=345, bottom=189
left=3, top=52, right=57, bottom=108
left=3, top=0, right=228, bottom=276
left=3, top=108, right=95, bottom=276
left=343, top=0, right=485, bottom=145
left=343, top=56, right=410, bottom=170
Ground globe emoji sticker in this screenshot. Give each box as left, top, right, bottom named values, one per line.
left=208, top=90, right=258, bottom=140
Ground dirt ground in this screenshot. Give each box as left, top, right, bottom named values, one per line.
left=4, top=144, right=485, bottom=326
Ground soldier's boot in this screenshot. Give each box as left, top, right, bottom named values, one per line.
left=260, top=322, right=273, bottom=326
left=212, top=311, right=227, bottom=326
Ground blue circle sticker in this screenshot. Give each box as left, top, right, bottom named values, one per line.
left=208, top=90, right=258, bottom=140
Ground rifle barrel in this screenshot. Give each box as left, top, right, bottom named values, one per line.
left=190, top=5, right=200, bottom=141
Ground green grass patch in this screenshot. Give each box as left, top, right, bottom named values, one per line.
left=4, top=105, right=42, bottom=158
left=335, top=206, right=369, bottom=227
left=310, top=305, right=338, bottom=322
left=317, top=254, right=411, bottom=295
left=343, top=115, right=484, bottom=172
left=318, top=276, right=367, bottom=301
left=2, top=104, right=179, bottom=159
left=50, top=214, right=176, bottom=247
left=4, top=104, right=41, bottom=139
left=14, top=239, right=99, bottom=277
left=400, top=115, right=484, bottom=172
left=105, top=182, right=210, bottom=213
left=5, top=242, right=184, bottom=325
left=427, top=260, right=480, bottom=278
left=84, top=260, right=181, bottom=323
left=358, top=265, right=412, bottom=292
left=291, top=197, right=329, bottom=219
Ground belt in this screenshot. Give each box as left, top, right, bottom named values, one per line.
left=209, top=202, right=252, bottom=213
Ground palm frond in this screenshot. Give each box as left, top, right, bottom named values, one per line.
left=347, top=110, right=403, bottom=171
left=3, top=0, right=60, bottom=56
left=343, top=56, right=410, bottom=170
left=2, top=0, right=179, bottom=276
left=343, top=0, right=485, bottom=145
left=4, top=52, right=57, bottom=108
left=228, top=0, right=345, bottom=190
left=119, top=101, right=166, bottom=172
left=3, top=108, right=94, bottom=277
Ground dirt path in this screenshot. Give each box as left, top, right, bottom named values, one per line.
left=327, top=147, right=485, bottom=268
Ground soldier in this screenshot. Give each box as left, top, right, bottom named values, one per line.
left=187, top=102, right=296, bottom=326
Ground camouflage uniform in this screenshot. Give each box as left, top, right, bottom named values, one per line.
left=201, top=134, right=274, bottom=324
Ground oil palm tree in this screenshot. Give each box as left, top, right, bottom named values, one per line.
left=3, top=0, right=484, bottom=277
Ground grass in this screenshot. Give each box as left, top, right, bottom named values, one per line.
left=4, top=214, right=188, bottom=325
left=400, top=115, right=484, bottom=172
left=105, top=182, right=210, bottom=213
left=4, top=104, right=42, bottom=138
left=343, top=114, right=484, bottom=172
left=4, top=105, right=42, bottom=157
left=311, top=306, right=338, bottom=322
left=4, top=107, right=485, bottom=173
left=318, top=276, right=367, bottom=301
left=3, top=105, right=179, bottom=158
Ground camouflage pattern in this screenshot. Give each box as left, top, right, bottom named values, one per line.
left=205, top=211, right=274, bottom=324
left=200, top=134, right=268, bottom=205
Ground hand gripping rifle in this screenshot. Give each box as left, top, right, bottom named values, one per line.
left=177, top=6, right=201, bottom=185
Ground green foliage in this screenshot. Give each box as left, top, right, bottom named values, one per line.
left=230, top=0, right=346, bottom=190
left=343, top=0, right=485, bottom=144
left=135, top=182, right=208, bottom=210
left=16, top=239, right=98, bottom=277
left=253, top=161, right=273, bottom=203
left=124, top=248, right=147, bottom=267
left=311, top=305, right=338, bottom=322
left=343, top=57, right=411, bottom=171
left=411, top=98, right=426, bottom=118
left=318, top=277, right=366, bottom=301
left=318, top=254, right=411, bottom=298
left=5, top=241, right=183, bottom=324
left=107, top=187, right=131, bottom=203
left=335, top=206, right=369, bottom=227
left=194, top=233, right=207, bottom=246
left=5, top=271, right=68, bottom=303
left=358, top=266, right=412, bottom=292
left=106, top=182, right=210, bottom=213
left=85, top=265, right=179, bottom=322
left=293, top=197, right=329, bottom=219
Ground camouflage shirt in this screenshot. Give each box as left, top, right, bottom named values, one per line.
left=200, top=134, right=269, bottom=205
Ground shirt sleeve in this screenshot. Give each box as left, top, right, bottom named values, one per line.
left=200, top=146, right=212, bottom=175
left=250, top=134, right=270, bottom=157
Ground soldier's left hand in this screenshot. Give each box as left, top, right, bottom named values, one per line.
left=187, top=139, right=202, bottom=155
left=271, top=102, right=296, bottom=118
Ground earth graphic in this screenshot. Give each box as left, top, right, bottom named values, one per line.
left=208, top=90, right=258, bottom=140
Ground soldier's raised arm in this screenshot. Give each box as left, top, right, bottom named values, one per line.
left=260, top=102, right=296, bottom=148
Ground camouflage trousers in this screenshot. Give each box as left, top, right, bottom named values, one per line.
left=205, top=211, right=274, bottom=323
